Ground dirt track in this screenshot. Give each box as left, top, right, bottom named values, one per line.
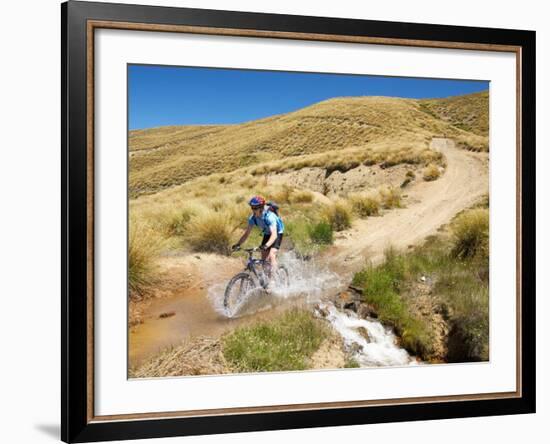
left=329, top=138, right=489, bottom=274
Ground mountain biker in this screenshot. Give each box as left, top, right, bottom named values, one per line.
left=232, top=195, right=284, bottom=288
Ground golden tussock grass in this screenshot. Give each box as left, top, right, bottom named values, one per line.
left=378, top=186, right=402, bottom=209
left=348, top=192, right=380, bottom=217
left=129, top=93, right=487, bottom=197
left=419, top=91, right=489, bottom=137
left=186, top=209, right=236, bottom=255
left=322, top=200, right=353, bottom=232
left=451, top=208, right=489, bottom=260
left=422, top=163, right=441, bottom=181
left=128, top=219, right=164, bottom=298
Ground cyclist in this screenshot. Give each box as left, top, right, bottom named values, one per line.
left=232, top=195, right=284, bottom=288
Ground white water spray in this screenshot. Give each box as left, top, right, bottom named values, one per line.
left=318, top=302, right=418, bottom=367
left=208, top=251, right=343, bottom=318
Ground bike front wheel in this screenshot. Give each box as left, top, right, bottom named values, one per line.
left=223, top=273, right=255, bottom=316
left=274, top=265, right=290, bottom=288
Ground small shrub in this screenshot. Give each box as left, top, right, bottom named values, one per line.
left=162, top=205, right=199, bottom=236
left=228, top=204, right=253, bottom=230
left=289, top=189, right=314, bottom=204
left=186, top=210, right=234, bottom=255
left=211, top=199, right=227, bottom=212
left=128, top=220, right=163, bottom=297
left=423, top=163, right=441, bottom=181
left=379, top=187, right=402, bottom=209
left=406, top=170, right=416, bottom=179
left=348, top=193, right=380, bottom=218
left=323, top=201, right=352, bottom=231
left=271, top=185, right=293, bottom=204
left=344, top=357, right=360, bottom=368
left=309, top=221, right=333, bottom=245
left=451, top=209, right=489, bottom=260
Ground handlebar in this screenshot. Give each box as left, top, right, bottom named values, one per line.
left=232, top=246, right=261, bottom=254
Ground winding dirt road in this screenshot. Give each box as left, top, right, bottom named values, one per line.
left=329, top=138, right=489, bottom=275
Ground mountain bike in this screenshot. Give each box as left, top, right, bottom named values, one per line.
left=223, top=247, right=290, bottom=315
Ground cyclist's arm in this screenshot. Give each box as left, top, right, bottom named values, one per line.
left=236, top=225, right=252, bottom=246
left=264, top=225, right=277, bottom=248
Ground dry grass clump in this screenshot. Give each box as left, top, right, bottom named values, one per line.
left=160, top=203, right=203, bottom=237
left=130, top=336, right=232, bottom=378
left=270, top=185, right=293, bottom=204
left=128, top=219, right=163, bottom=298
left=455, top=134, right=489, bottom=152
left=423, top=163, right=441, bottom=181
left=378, top=186, right=402, bottom=209
left=186, top=210, right=235, bottom=255
left=348, top=193, right=380, bottom=217
left=451, top=208, right=489, bottom=260
left=228, top=203, right=254, bottom=230
left=322, top=200, right=353, bottom=231
left=289, top=189, right=314, bottom=203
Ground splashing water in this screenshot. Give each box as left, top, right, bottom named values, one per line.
left=318, top=302, right=418, bottom=367
left=208, top=251, right=343, bottom=318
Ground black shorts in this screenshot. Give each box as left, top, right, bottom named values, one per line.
left=261, top=233, right=283, bottom=250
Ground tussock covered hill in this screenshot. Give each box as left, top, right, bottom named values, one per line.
left=419, top=91, right=489, bottom=137
left=129, top=92, right=488, bottom=197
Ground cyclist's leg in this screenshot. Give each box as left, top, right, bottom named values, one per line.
left=260, top=234, right=270, bottom=261
left=266, top=234, right=282, bottom=280
left=268, top=247, right=278, bottom=276
left=260, top=234, right=271, bottom=279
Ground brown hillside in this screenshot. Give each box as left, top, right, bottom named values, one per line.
left=129, top=94, right=488, bottom=197
left=419, top=91, right=489, bottom=137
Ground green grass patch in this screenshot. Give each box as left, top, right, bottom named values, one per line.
left=352, top=226, right=489, bottom=362
left=309, top=221, right=334, bottom=245
left=352, top=250, right=433, bottom=357
left=222, top=308, right=329, bottom=372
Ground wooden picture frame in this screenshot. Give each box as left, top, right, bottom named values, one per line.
left=61, top=1, right=536, bottom=442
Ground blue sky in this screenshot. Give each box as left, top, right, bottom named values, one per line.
left=128, top=65, right=489, bottom=130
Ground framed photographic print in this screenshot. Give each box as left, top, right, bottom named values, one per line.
left=61, top=1, right=536, bottom=442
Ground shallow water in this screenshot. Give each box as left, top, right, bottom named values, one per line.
left=208, top=252, right=344, bottom=318
left=317, top=302, right=418, bottom=367
left=129, top=251, right=415, bottom=369
left=129, top=252, right=344, bottom=367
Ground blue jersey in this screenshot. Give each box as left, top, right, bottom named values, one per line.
left=248, top=209, right=284, bottom=235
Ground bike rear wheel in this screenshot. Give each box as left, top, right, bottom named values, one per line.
left=223, top=273, right=255, bottom=316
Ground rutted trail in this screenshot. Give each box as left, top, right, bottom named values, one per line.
left=328, top=138, right=488, bottom=274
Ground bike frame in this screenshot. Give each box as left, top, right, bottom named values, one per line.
left=244, top=251, right=269, bottom=288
